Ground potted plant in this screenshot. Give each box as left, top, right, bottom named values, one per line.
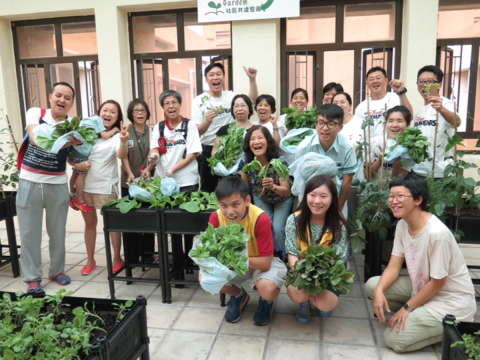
left=442, top=314, right=480, bottom=360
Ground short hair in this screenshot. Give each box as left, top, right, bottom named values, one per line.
left=389, top=173, right=429, bottom=211
left=317, top=104, right=344, bottom=124
left=290, top=88, right=309, bottom=102
left=159, top=90, right=182, bottom=107
left=366, top=67, right=387, bottom=78
left=97, top=100, right=123, bottom=130
left=386, top=105, right=412, bottom=126
left=231, top=94, right=254, bottom=120
left=204, top=62, right=225, bottom=77
left=127, top=99, right=151, bottom=122
left=52, top=82, right=75, bottom=99
left=215, top=176, right=250, bottom=201
left=243, top=125, right=279, bottom=163
left=323, top=82, right=344, bottom=95
left=255, top=94, right=276, bottom=114
left=417, top=65, right=444, bottom=83
left=332, top=92, right=352, bottom=106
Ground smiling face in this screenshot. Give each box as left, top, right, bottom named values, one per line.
left=100, top=103, right=119, bottom=130
left=307, top=184, right=332, bottom=220
left=323, top=89, right=337, bottom=104
left=291, top=92, right=308, bottom=111
left=206, top=65, right=225, bottom=96
left=249, top=128, right=268, bottom=158
left=218, top=192, right=250, bottom=223
left=366, top=70, right=388, bottom=98
left=256, top=99, right=272, bottom=123
left=49, top=84, right=74, bottom=119
left=417, top=71, right=441, bottom=101
left=389, top=186, right=422, bottom=219
left=332, top=94, right=351, bottom=115
left=316, top=114, right=342, bottom=145
left=162, top=95, right=181, bottom=122
left=132, top=103, right=147, bottom=126
left=233, top=97, right=249, bottom=121
left=386, top=111, right=408, bottom=138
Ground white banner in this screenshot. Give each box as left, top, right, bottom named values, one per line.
left=198, top=0, right=300, bottom=23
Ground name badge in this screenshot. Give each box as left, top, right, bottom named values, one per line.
left=127, top=140, right=134, bottom=148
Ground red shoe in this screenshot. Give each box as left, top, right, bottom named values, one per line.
left=81, top=262, right=96, bottom=275
left=71, top=198, right=92, bottom=213
left=70, top=198, right=80, bottom=211
left=112, top=259, right=125, bottom=273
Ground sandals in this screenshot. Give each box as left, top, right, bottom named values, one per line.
left=48, top=273, right=71, bottom=286
left=26, top=281, right=45, bottom=297
left=70, top=198, right=92, bottom=213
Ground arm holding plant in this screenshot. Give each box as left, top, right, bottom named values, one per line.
left=197, top=111, right=218, bottom=136
left=429, top=96, right=460, bottom=127
left=142, top=148, right=159, bottom=179
left=261, top=174, right=291, bottom=197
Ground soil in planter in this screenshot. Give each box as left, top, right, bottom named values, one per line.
left=445, top=205, right=480, bottom=217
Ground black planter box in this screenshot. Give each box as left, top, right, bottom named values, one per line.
left=0, top=192, right=16, bottom=221
left=102, top=206, right=161, bottom=233
left=0, top=192, right=19, bottom=277
left=0, top=292, right=150, bottom=360
left=449, top=215, right=480, bottom=244
left=163, top=209, right=212, bottom=234
left=442, top=315, right=479, bottom=360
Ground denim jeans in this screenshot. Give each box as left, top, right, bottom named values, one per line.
left=253, top=195, right=294, bottom=255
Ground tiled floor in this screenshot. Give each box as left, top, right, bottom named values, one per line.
left=1, top=226, right=479, bottom=360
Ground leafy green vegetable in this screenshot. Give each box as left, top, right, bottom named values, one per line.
left=282, top=129, right=314, bottom=146
left=208, top=123, right=245, bottom=173
left=425, top=83, right=440, bottom=96
left=241, top=157, right=262, bottom=173
left=283, top=105, right=318, bottom=130
left=270, top=159, right=289, bottom=181
left=189, top=222, right=250, bottom=280
left=242, top=157, right=289, bottom=182
left=388, top=127, right=431, bottom=164
left=450, top=324, right=480, bottom=359
left=130, top=176, right=162, bottom=194
left=284, top=245, right=355, bottom=296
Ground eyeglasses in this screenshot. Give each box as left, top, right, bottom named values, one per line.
left=133, top=108, right=147, bottom=114
left=388, top=195, right=413, bottom=202
left=416, top=79, right=439, bottom=86
left=367, top=76, right=384, bottom=82
left=163, top=101, right=179, bottom=107
left=234, top=104, right=248, bottom=109
left=316, top=120, right=340, bottom=129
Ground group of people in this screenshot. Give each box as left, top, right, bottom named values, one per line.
left=16, top=61, right=475, bottom=354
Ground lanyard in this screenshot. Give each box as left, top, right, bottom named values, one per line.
left=132, top=126, right=147, bottom=163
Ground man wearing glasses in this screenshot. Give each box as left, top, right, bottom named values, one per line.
left=295, top=104, right=357, bottom=212
left=411, top=65, right=461, bottom=179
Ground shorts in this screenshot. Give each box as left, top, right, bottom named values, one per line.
left=69, top=148, right=89, bottom=174
left=326, top=284, right=341, bottom=297
left=227, top=256, right=287, bottom=290
left=84, top=187, right=117, bottom=210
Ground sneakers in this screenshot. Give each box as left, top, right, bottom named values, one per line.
left=48, top=273, right=71, bottom=286
left=224, top=287, right=250, bottom=323
left=296, top=302, right=311, bottom=325
left=70, top=198, right=92, bottom=213
left=253, top=297, right=274, bottom=326
left=26, top=281, right=45, bottom=297
left=318, top=310, right=334, bottom=318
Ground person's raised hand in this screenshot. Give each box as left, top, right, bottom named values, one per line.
left=389, top=79, right=405, bottom=94
left=205, top=110, right=218, bottom=123
left=119, top=121, right=131, bottom=143
left=243, top=66, right=257, bottom=81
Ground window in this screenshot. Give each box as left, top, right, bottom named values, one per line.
left=130, top=10, right=232, bottom=125
left=13, top=16, right=101, bottom=127
left=344, top=2, right=396, bottom=42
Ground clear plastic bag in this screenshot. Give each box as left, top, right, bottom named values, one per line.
left=128, top=178, right=154, bottom=202
left=212, top=155, right=243, bottom=177
left=280, top=128, right=316, bottom=155
left=161, top=177, right=179, bottom=196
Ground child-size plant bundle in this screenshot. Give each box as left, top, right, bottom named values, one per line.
left=384, top=127, right=430, bottom=165
left=189, top=222, right=250, bottom=294
left=34, top=116, right=100, bottom=155
left=208, top=123, right=245, bottom=176
left=281, top=129, right=314, bottom=146
left=284, top=245, right=355, bottom=296
left=283, top=105, right=318, bottom=130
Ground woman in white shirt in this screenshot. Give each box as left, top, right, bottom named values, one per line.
left=254, top=94, right=286, bottom=144
left=79, top=100, right=130, bottom=275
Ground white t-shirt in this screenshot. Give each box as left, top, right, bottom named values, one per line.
left=354, top=92, right=400, bottom=139
left=392, top=216, right=476, bottom=322
left=366, top=135, right=411, bottom=180
left=20, top=108, right=70, bottom=184
left=253, top=119, right=287, bottom=140
left=150, top=119, right=202, bottom=187
left=191, top=91, right=236, bottom=146
left=412, top=97, right=455, bottom=178
left=341, top=115, right=365, bottom=182
left=84, top=134, right=121, bottom=195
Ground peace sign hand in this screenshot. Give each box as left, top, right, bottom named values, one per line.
left=119, top=121, right=131, bottom=143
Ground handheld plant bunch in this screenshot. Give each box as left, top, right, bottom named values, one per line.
left=242, top=156, right=289, bottom=193
left=208, top=123, right=245, bottom=174
left=189, top=222, right=250, bottom=282
left=200, top=95, right=225, bottom=115
left=386, top=127, right=430, bottom=164
left=0, top=289, right=132, bottom=359
left=281, top=129, right=314, bottom=146
left=284, top=245, right=355, bottom=296
left=283, top=105, right=318, bottom=130
left=35, top=117, right=97, bottom=151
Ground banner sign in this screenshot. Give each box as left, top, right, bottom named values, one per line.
left=198, top=0, right=300, bottom=23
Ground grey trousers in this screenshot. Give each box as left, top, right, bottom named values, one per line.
left=17, top=179, right=70, bottom=281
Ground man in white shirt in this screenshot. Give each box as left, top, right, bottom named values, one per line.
left=192, top=63, right=258, bottom=192
left=411, top=65, right=461, bottom=178
left=355, top=67, right=413, bottom=139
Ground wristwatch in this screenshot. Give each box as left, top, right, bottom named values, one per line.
left=403, top=302, right=413, bottom=313
left=396, top=88, right=407, bottom=96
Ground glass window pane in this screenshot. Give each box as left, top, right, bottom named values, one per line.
left=17, top=25, right=56, bottom=59
left=287, top=6, right=335, bottom=45
left=78, top=61, right=101, bottom=117
left=22, top=65, right=48, bottom=110
left=184, top=13, right=231, bottom=51
left=139, top=60, right=164, bottom=125
left=438, top=2, right=480, bottom=39
left=168, top=58, right=196, bottom=119
left=324, top=50, right=355, bottom=106
left=287, top=53, right=315, bottom=107
left=201, top=56, right=230, bottom=92
left=344, top=2, right=395, bottom=42
left=132, top=14, right=178, bottom=53
left=49, top=63, right=77, bottom=117
left=62, top=22, right=98, bottom=56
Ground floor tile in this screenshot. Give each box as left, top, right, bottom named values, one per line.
left=152, top=330, right=215, bottom=360
left=269, top=313, right=321, bottom=341
left=380, top=347, right=439, bottom=359
left=72, top=281, right=112, bottom=298
left=342, top=282, right=363, bottom=298
left=208, top=334, right=265, bottom=360
left=332, top=297, right=369, bottom=319
left=265, top=338, right=320, bottom=360
left=147, top=329, right=167, bottom=354
left=149, top=286, right=197, bottom=306
left=323, top=318, right=375, bottom=346
left=65, top=252, right=87, bottom=266
left=114, top=283, right=157, bottom=300
left=188, top=288, right=224, bottom=308
left=146, top=305, right=184, bottom=329
left=324, top=343, right=378, bottom=359
left=173, top=307, right=225, bottom=333
left=218, top=310, right=270, bottom=337
left=274, top=293, right=298, bottom=315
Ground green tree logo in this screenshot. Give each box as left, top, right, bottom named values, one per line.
left=205, top=2, right=224, bottom=15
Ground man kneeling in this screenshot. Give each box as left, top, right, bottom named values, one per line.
left=200, top=176, right=287, bottom=326
left=365, top=174, right=476, bottom=353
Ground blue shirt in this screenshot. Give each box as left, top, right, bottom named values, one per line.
left=295, top=132, right=358, bottom=179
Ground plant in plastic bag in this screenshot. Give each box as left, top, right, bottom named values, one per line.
left=208, top=123, right=245, bottom=175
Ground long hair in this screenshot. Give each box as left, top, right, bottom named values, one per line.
left=296, top=175, right=347, bottom=246
left=243, top=125, right=279, bottom=163
left=98, top=100, right=123, bottom=130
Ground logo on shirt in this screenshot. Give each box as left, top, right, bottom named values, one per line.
left=414, top=116, right=436, bottom=127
